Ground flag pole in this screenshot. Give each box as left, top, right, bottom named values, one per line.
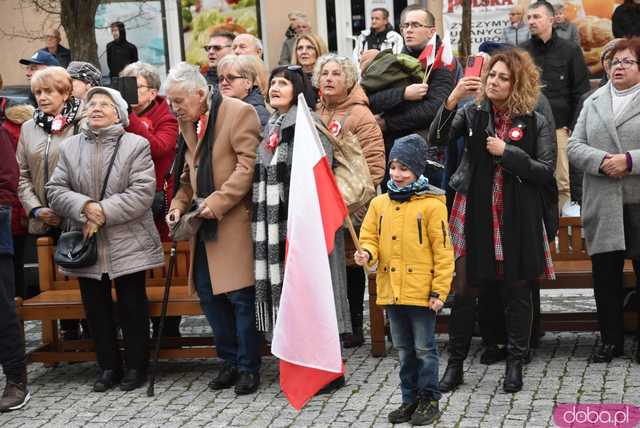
left=422, top=64, right=433, bottom=84
left=345, top=215, right=361, bottom=252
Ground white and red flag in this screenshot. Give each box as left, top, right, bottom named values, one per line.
left=418, top=32, right=438, bottom=69
left=434, top=30, right=456, bottom=72
left=271, top=95, right=348, bottom=410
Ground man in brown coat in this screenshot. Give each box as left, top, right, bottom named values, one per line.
left=165, top=62, right=262, bottom=395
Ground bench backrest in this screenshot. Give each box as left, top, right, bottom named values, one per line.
left=36, top=237, right=191, bottom=291
left=549, top=216, right=588, bottom=261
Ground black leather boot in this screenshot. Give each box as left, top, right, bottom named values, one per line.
left=446, top=293, right=475, bottom=363
left=438, top=363, right=463, bottom=392
left=502, top=284, right=532, bottom=393
left=503, top=358, right=523, bottom=393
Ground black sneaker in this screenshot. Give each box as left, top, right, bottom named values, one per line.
left=234, top=372, right=260, bottom=395
left=316, top=376, right=345, bottom=395
left=388, top=402, right=418, bottom=424
left=93, top=369, right=123, bottom=392
left=120, top=369, right=147, bottom=392
left=0, top=381, right=30, bottom=412
left=209, top=363, right=238, bottom=390
left=410, top=398, right=439, bottom=426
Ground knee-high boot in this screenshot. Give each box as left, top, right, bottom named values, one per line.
left=440, top=257, right=472, bottom=392
left=502, top=282, right=532, bottom=393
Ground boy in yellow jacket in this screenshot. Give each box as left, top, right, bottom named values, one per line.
left=355, top=134, right=453, bottom=426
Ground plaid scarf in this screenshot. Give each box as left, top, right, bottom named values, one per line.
left=252, top=111, right=291, bottom=333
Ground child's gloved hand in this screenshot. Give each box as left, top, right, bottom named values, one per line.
left=428, top=297, right=444, bottom=312
left=353, top=250, right=370, bottom=266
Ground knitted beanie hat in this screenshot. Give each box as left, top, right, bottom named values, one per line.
left=388, top=133, right=427, bottom=178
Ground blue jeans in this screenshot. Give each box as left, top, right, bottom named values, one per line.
left=194, top=240, right=261, bottom=373
left=387, top=305, right=440, bottom=403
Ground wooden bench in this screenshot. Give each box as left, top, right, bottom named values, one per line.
left=367, top=217, right=638, bottom=357
left=19, top=237, right=218, bottom=364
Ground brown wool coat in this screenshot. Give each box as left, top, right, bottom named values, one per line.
left=170, top=96, right=261, bottom=295
left=317, top=84, right=386, bottom=265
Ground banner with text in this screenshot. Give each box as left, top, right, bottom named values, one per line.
left=441, top=0, right=513, bottom=56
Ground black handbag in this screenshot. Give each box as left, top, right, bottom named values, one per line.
left=54, top=137, right=122, bottom=269
left=152, top=156, right=177, bottom=218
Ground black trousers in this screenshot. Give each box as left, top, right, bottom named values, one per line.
left=12, top=234, right=26, bottom=299
left=346, top=266, right=366, bottom=331
left=0, top=254, right=26, bottom=382
left=79, top=271, right=149, bottom=372
left=591, top=251, right=626, bottom=348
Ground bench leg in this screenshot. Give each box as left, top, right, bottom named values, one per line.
left=41, top=320, right=60, bottom=367
left=367, top=274, right=386, bottom=357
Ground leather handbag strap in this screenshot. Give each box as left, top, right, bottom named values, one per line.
left=99, top=135, right=123, bottom=201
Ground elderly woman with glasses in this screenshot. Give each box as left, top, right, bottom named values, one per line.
left=569, top=37, right=640, bottom=365
left=216, top=55, right=270, bottom=129
left=47, top=87, right=163, bottom=392
left=313, top=54, right=385, bottom=348
left=252, top=65, right=352, bottom=391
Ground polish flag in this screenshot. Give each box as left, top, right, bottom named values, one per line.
left=271, top=94, right=348, bottom=410
left=418, top=32, right=438, bottom=69
left=434, top=30, right=456, bottom=72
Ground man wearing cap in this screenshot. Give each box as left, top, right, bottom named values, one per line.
left=19, top=51, right=60, bottom=82
left=18, top=51, right=60, bottom=106
left=38, top=29, right=71, bottom=68
left=67, top=61, right=102, bottom=100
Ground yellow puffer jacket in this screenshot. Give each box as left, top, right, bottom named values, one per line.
left=359, top=190, right=454, bottom=307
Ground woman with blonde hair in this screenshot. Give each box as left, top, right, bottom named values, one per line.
left=291, top=33, right=328, bottom=81
left=429, top=48, right=556, bottom=393
left=216, top=55, right=269, bottom=128
left=313, top=53, right=385, bottom=347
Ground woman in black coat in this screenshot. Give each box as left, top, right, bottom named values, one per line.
left=429, top=49, right=556, bottom=393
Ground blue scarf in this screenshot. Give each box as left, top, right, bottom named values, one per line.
left=387, top=175, right=430, bottom=201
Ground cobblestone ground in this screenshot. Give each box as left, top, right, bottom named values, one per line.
left=1, top=290, right=639, bottom=427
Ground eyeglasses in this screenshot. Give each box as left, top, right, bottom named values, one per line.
left=219, top=74, right=245, bottom=83
left=137, top=85, right=152, bottom=90
left=86, top=101, right=116, bottom=111
left=609, top=58, right=639, bottom=69
left=203, top=44, right=231, bottom=52
left=399, top=22, right=432, bottom=30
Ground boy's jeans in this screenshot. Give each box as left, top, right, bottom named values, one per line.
left=387, top=305, right=441, bottom=404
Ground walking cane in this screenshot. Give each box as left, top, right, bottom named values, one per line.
left=147, top=240, right=178, bottom=397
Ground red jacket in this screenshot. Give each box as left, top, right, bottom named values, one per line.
left=2, top=105, right=33, bottom=236
left=0, top=127, right=18, bottom=205
left=127, top=96, right=179, bottom=241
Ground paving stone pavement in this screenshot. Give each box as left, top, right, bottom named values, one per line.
left=1, top=290, right=639, bottom=427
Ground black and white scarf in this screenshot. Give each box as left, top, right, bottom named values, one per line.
left=252, top=109, right=292, bottom=333
left=33, top=96, right=80, bottom=134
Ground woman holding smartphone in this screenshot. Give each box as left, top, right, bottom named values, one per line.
left=428, top=48, right=556, bottom=393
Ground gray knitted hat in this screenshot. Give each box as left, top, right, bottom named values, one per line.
left=389, top=133, right=427, bottom=178
left=86, top=86, right=129, bottom=127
